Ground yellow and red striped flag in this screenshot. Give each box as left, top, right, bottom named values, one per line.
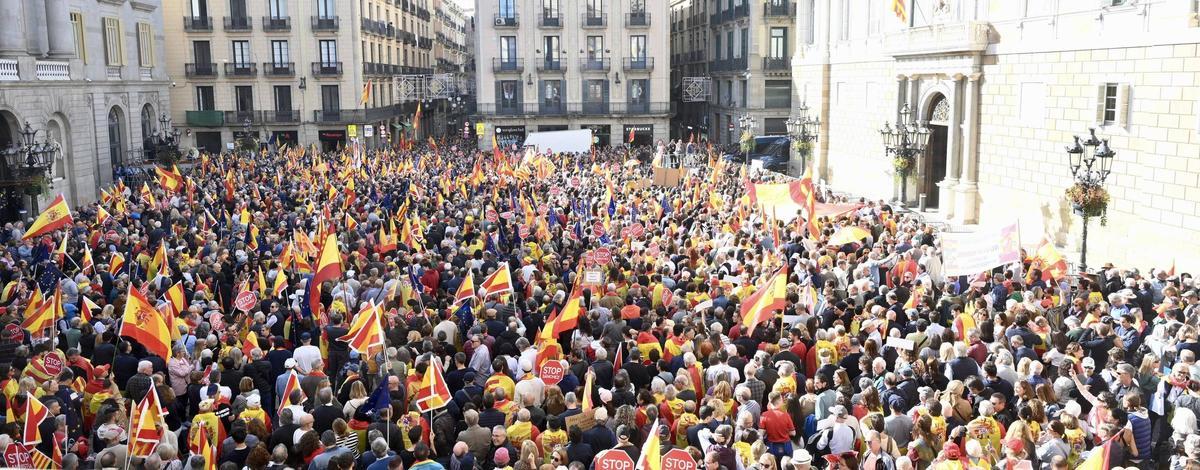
left=23, top=194, right=72, bottom=240
left=414, top=357, right=452, bottom=413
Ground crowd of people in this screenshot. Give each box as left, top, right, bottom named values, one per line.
left=0, top=136, right=1188, bottom=470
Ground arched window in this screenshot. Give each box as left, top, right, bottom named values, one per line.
left=140, top=104, right=155, bottom=146
left=108, top=107, right=125, bottom=168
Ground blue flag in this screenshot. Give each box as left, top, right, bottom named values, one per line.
left=358, top=379, right=392, bottom=419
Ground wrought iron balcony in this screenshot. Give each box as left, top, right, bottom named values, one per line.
left=223, top=16, right=252, bottom=31
left=223, top=63, right=258, bottom=77
left=312, top=16, right=339, bottom=31
left=580, top=58, right=611, bottom=71
left=224, top=110, right=261, bottom=125
left=184, top=63, right=217, bottom=78
left=582, top=13, right=607, bottom=27
left=625, top=12, right=650, bottom=27
left=762, top=57, right=791, bottom=71
left=262, top=62, right=295, bottom=76
left=492, top=58, right=523, bottom=73
left=763, top=2, right=795, bottom=18
left=493, top=14, right=518, bottom=27
left=183, top=16, right=213, bottom=32
left=262, top=16, right=291, bottom=32
left=311, top=62, right=343, bottom=77
left=537, top=58, right=566, bottom=72
left=623, top=57, right=654, bottom=71
left=538, top=13, right=562, bottom=28
left=263, top=110, right=300, bottom=123
left=313, top=109, right=367, bottom=123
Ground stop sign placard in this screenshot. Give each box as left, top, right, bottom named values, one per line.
left=485, top=209, right=499, bottom=223
left=594, top=247, right=612, bottom=265
left=538, top=359, right=566, bottom=385
left=42, top=353, right=64, bottom=377
left=662, top=449, right=696, bottom=470
left=234, top=290, right=258, bottom=312
left=595, top=449, right=634, bottom=470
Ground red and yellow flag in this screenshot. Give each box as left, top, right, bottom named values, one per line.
left=479, top=263, right=514, bottom=298
left=308, top=234, right=343, bottom=319
left=23, top=194, right=73, bottom=240
left=119, top=284, right=172, bottom=360
left=23, top=394, right=49, bottom=445
left=277, top=371, right=304, bottom=416
left=453, top=270, right=475, bottom=308
left=337, top=301, right=385, bottom=354
left=414, top=357, right=452, bottom=413
left=740, top=265, right=788, bottom=337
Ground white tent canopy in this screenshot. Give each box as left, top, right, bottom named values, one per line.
left=522, top=129, right=593, bottom=154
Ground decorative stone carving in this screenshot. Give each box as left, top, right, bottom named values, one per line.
left=885, top=21, right=991, bottom=58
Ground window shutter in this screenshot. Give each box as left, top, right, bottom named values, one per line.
left=1117, top=83, right=1131, bottom=128
left=118, top=20, right=126, bottom=65
left=1094, top=84, right=1106, bottom=125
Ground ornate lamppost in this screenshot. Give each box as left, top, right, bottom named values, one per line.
left=0, top=121, right=60, bottom=214
left=786, top=101, right=820, bottom=173
left=880, top=104, right=931, bottom=208
left=151, top=113, right=183, bottom=164
left=1064, top=128, right=1115, bottom=273
left=737, top=114, right=756, bottom=156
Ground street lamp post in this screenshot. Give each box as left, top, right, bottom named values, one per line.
left=1064, top=128, right=1115, bottom=273
left=786, top=102, right=820, bottom=173
left=0, top=121, right=60, bottom=213
left=880, top=104, right=931, bottom=208
left=737, top=114, right=756, bottom=156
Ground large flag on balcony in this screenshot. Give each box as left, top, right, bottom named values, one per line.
left=892, top=0, right=908, bottom=23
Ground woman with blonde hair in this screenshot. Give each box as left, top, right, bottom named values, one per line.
left=710, top=381, right=735, bottom=416
left=942, top=380, right=973, bottom=425
left=543, top=386, right=566, bottom=416
left=515, top=440, right=539, bottom=470
left=342, top=380, right=369, bottom=417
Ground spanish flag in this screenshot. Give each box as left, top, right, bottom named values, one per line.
left=163, top=281, right=186, bottom=317
left=453, top=270, right=475, bottom=308
left=479, top=263, right=514, bottom=298
left=740, top=265, right=788, bottom=337
left=277, top=371, right=304, bottom=416
left=337, top=301, right=385, bottom=354
left=637, top=419, right=662, bottom=470
left=1028, top=237, right=1068, bottom=282
left=551, top=287, right=584, bottom=336
left=109, top=252, right=126, bottom=275
left=308, top=234, right=343, bottom=318
left=23, top=194, right=72, bottom=240
left=96, top=205, right=112, bottom=226
left=414, top=357, right=452, bottom=413
left=81, top=244, right=95, bottom=274
left=0, top=280, right=18, bottom=304
left=1076, top=439, right=1112, bottom=470
left=119, top=284, right=172, bottom=361
left=195, top=421, right=216, bottom=470
left=360, top=79, right=372, bottom=106
left=81, top=296, right=101, bottom=324
left=156, top=165, right=183, bottom=192
left=272, top=271, right=288, bottom=298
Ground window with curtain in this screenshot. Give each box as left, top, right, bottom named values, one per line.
left=267, top=0, right=286, bottom=18
left=500, top=36, right=516, bottom=62
left=544, top=36, right=560, bottom=62
left=587, top=36, right=604, bottom=60
left=316, top=0, right=334, bottom=18
left=629, top=35, right=646, bottom=60
left=103, top=17, right=124, bottom=66
left=499, top=0, right=515, bottom=18
left=319, top=40, right=337, bottom=64
left=232, top=40, right=250, bottom=66
left=271, top=40, right=289, bottom=65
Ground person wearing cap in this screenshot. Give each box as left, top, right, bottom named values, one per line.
left=292, top=332, right=321, bottom=375
left=239, top=393, right=271, bottom=429
left=816, top=405, right=856, bottom=456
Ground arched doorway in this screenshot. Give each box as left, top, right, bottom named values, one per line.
left=107, top=106, right=126, bottom=172
left=922, top=94, right=950, bottom=209
left=0, top=111, right=25, bottom=222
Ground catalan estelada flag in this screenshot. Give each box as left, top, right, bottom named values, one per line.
left=119, top=284, right=172, bottom=361
left=23, top=194, right=72, bottom=240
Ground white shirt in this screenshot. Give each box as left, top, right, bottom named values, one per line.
left=818, top=421, right=857, bottom=455
left=293, top=345, right=322, bottom=374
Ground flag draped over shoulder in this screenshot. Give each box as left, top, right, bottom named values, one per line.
left=23, top=194, right=72, bottom=240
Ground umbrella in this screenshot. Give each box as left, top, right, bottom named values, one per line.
left=827, top=226, right=871, bottom=246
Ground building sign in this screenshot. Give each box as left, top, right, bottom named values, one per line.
left=364, top=125, right=374, bottom=138
left=494, top=126, right=526, bottom=151
left=347, top=125, right=358, bottom=138
left=319, top=130, right=346, bottom=141
left=582, top=124, right=611, bottom=147
left=623, top=125, right=653, bottom=145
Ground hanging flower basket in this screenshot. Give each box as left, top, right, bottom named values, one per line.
left=892, top=156, right=912, bottom=174
left=1066, top=183, right=1110, bottom=225
left=793, top=140, right=812, bottom=156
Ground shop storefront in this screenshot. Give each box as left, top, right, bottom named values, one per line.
left=623, top=124, right=654, bottom=146
left=581, top=124, right=610, bottom=147
left=318, top=130, right=346, bottom=152
left=495, top=126, right=526, bottom=152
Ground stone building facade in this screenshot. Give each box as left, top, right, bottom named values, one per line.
left=471, top=0, right=671, bottom=149
left=0, top=0, right=169, bottom=220
left=795, top=0, right=1200, bottom=269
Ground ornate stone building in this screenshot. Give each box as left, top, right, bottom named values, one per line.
left=0, top=0, right=169, bottom=220
left=795, top=0, right=1200, bottom=268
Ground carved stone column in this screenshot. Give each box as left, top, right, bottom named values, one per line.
left=45, top=0, right=73, bottom=58
left=938, top=74, right=963, bottom=219
left=954, top=73, right=981, bottom=224
left=0, top=1, right=27, bottom=55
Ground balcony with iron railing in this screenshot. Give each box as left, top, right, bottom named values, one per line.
left=312, top=62, right=343, bottom=77
left=580, top=58, right=611, bottom=71
left=493, top=14, right=518, bottom=27
left=262, top=62, right=295, bottom=76
left=625, top=12, right=650, bottom=27
left=540, top=102, right=566, bottom=115
left=582, top=13, right=607, bottom=27
left=418, top=37, right=433, bottom=49
left=312, top=16, right=339, bottom=31
left=223, top=63, right=257, bottom=77
left=184, top=63, right=218, bottom=78
left=492, top=58, right=523, bottom=73
left=224, top=110, right=261, bottom=124
left=537, top=57, right=566, bottom=72
left=223, top=16, right=252, bottom=31
left=763, top=1, right=795, bottom=18
left=313, top=109, right=367, bottom=123
left=762, top=57, right=791, bottom=71
left=538, top=13, right=562, bottom=28
left=263, top=16, right=291, bottom=31
left=183, top=16, right=213, bottom=32
left=263, top=110, right=300, bottom=123
left=623, top=57, right=654, bottom=71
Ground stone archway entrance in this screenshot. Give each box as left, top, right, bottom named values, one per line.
left=922, top=94, right=950, bottom=209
